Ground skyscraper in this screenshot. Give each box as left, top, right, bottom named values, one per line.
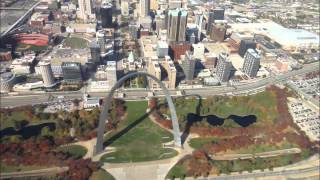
left=90, top=41, right=101, bottom=64
left=140, top=0, right=150, bottom=17
left=121, top=0, right=129, bottom=16
left=39, top=61, right=56, bottom=87
left=210, top=22, right=227, bottom=42
left=100, top=2, right=113, bottom=28
left=167, top=9, right=187, bottom=42
left=242, top=49, right=260, bottom=77
left=239, top=40, right=256, bottom=57
left=106, top=61, right=117, bottom=87
left=62, top=62, right=83, bottom=84
left=78, top=0, right=95, bottom=20
left=207, top=8, right=225, bottom=34
left=181, top=51, right=195, bottom=81
left=216, top=52, right=233, bottom=82
left=96, top=30, right=106, bottom=53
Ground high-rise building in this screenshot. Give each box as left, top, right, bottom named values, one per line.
left=96, top=30, right=106, bottom=53
left=242, top=49, right=260, bottom=77
left=100, top=2, right=113, bottom=28
left=155, top=14, right=166, bottom=35
left=239, top=40, right=256, bottom=57
left=181, top=51, right=195, bottom=81
left=157, top=41, right=169, bottom=58
left=216, top=52, right=233, bottom=82
left=140, top=0, right=150, bottom=17
left=161, top=56, right=176, bottom=89
left=106, top=61, right=117, bottom=87
left=39, top=61, right=56, bottom=87
left=90, top=41, right=101, bottom=63
left=147, top=61, right=161, bottom=89
left=207, top=8, right=225, bottom=34
left=129, top=23, right=140, bottom=39
left=168, top=0, right=182, bottom=9
left=78, top=0, right=95, bottom=20
left=167, top=9, right=187, bottom=42
left=62, top=62, right=83, bottom=83
left=210, top=22, right=227, bottom=42
left=121, top=0, right=129, bottom=16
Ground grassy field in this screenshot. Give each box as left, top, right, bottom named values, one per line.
left=189, top=137, right=220, bottom=149
left=174, top=90, right=278, bottom=128
left=57, top=145, right=87, bottom=159
left=15, top=43, right=48, bottom=52
left=63, top=37, right=88, bottom=49
left=100, top=101, right=178, bottom=163
left=90, top=169, right=115, bottom=180
left=166, top=164, right=187, bottom=180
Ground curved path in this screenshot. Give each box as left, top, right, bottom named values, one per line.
left=0, top=167, right=68, bottom=179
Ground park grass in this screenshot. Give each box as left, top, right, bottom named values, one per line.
left=189, top=137, right=220, bottom=149
left=174, top=90, right=278, bottom=128
left=0, top=164, right=52, bottom=173
left=166, top=164, right=187, bottom=180
left=16, top=43, right=48, bottom=52
left=63, top=37, right=88, bottom=49
left=100, top=101, right=178, bottom=163
left=57, top=145, right=87, bottom=159
left=89, top=169, right=115, bottom=180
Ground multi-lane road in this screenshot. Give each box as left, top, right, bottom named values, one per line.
left=0, top=62, right=319, bottom=108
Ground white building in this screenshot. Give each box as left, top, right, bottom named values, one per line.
left=192, top=43, right=205, bottom=60
left=39, top=61, right=56, bottom=87
left=77, top=0, right=95, bottom=21
left=121, top=1, right=130, bottom=16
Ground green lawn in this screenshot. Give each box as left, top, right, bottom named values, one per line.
left=189, top=137, right=220, bottom=149
left=166, top=164, right=187, bottom=180
left=63, top=37, right=88, bottom=49
left=100, top=101, right=178, bottom=163
left=90, top=169, right=115, bottom=180
left=57, top=145, right=87, bottom=159
left=174, top=90, right=278, bottom=128
left=16, top=43, right=48, bottom=52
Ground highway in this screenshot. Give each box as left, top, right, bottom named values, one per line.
left=0, top=62, right=319, bottom=108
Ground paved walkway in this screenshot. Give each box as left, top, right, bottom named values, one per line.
left=0, top=167, right=68, bottom=179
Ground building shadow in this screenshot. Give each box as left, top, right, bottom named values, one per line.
left=178, top=94, right=202, bottom=145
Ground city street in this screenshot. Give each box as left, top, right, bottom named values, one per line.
left=1, top=62, right=318, bottom=108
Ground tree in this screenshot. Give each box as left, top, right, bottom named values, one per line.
left=13, top=120, right=28, bottom=130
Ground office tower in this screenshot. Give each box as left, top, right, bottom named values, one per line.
left=96, top=30, right=106, bottom=53
left=207, top=8, right=225, bottom=34
left=150, top=0, right=158, bottom=10
left=113, top=27, right=122, bottom=61
left=210, top=23, right=227, bottom=42
left=106, top=61, right=117, bottom=87
left=90, top=41, right=101, bottom=63
left=140, top=0, right=150, bottom=17
left=78, top=0, right=94, bottom=20
left=157, top=41, right=169, bottom=57
left=129, top=22, right=139, bottom=39
left=148, top=61, right=161, bottom=89
left=167, top=9, right=187, bottom=42
left=100, top=2, right=113, bottom=28
left=242, top=49, right=260, bottom=77
left=195, top=11, right=203, bottom=40
left=155, top=14, right=166, bottom=35
left=213, top=8, right=225, bottom=21
left=239, top=40, right=256, bottom=57
left=168, top=0, right=182, bottom=9
left=162, top=57, right=177, bottom=89
left=62, top=62, right=83, bottom=83
left=207, top=9, right=215, bottom=34
left=39, top=61, right=56, bottom=87
left=216, top=53, right=233, bottom=82
left=121, top=0, right=129, bottom=16
left=181, top=51, right=195, bottom=81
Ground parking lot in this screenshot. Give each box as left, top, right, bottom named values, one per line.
left=288, top=98, right=320, bottom=141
